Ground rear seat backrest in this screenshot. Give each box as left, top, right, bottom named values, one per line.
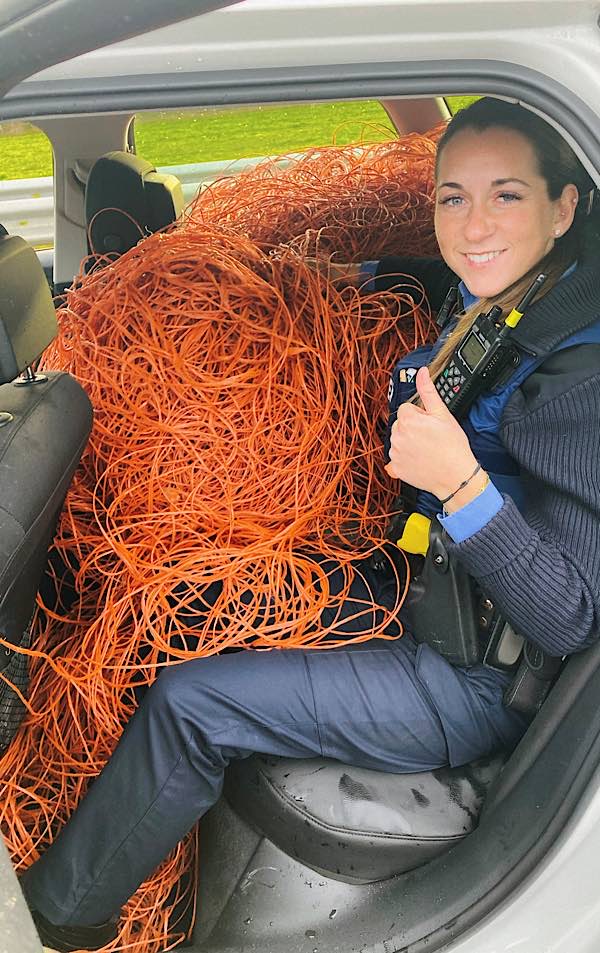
left=0, top=231, right=92, bottom=750
left=85, top=151, right=185, bottom=260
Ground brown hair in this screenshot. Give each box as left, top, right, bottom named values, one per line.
left=425, top=97, right=598, bottom=386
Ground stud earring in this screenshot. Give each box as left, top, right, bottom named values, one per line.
left=554, top=228, right=561, bottom=237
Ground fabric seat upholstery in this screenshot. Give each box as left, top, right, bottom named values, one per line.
left=0, top=229, right=92, bottom=750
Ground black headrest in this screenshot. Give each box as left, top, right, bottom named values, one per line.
left=0, top=232, right=58, bottom=385
left=85, top=151, right=185, bottom=256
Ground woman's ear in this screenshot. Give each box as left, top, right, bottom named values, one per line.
left=553, top=183, right=579, bottom=237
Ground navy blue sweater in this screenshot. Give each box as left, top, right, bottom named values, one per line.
left=376, top=256, right=600, bottom=657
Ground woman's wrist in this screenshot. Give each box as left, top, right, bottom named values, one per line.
left=442, top=469, right=490, bottom=514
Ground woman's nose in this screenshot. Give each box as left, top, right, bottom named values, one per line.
left=462, top=203, right=494, bottom=243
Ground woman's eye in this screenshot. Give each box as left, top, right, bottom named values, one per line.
left=498, top=192, right=521, bottom=203
left=439, top=195, right=464, bottom=207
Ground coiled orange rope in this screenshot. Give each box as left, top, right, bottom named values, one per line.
left=1, top=131, right=439, bottom=952
left=188, top=128, right=443, bottom=260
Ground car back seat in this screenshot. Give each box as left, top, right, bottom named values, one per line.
left=0, top=229, right=92, bottom=751
left=84, top=151, right=185, bottom=262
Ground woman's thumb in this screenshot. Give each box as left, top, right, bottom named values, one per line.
left=415, top=366, right=449, bottom=416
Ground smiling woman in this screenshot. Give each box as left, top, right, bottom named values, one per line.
left=434, top=112, right=579, bottom=300
left=422, top=98, right=598, bottom=388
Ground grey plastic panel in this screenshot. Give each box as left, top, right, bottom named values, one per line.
left=195, top=826, right=378, bottom=953
left=2, top=60, right=600, bottom=180
left=0, top=0, right=239, bottom=99
left=0, top=836, right=42, bottom=953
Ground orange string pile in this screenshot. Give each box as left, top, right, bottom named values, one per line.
left=0, top=131, right=440, bottom=952
left=188, top=129, right=442, bottom=260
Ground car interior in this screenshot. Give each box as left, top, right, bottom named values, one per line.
left=1, top=4, right=600, bottom=948
left=0, top=98, right=598, bottom=953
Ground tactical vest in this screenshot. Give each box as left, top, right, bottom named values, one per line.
left=386, top=320, right=600, bottom=518
left=385, top=319, right=600, bottom=714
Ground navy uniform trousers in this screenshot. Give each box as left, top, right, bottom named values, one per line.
left=22, top=553, right=528, bottom=927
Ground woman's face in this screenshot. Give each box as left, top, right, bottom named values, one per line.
left=434, top=126, right=578, bottom=298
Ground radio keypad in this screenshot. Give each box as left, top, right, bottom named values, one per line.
left=436, top=363, right=466, bottom=404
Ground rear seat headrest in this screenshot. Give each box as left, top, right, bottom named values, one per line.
left=0, top=232, right=58, bottom=385
left=85, top=151, right=185, bottom=256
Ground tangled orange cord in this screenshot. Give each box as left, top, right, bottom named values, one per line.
left=189, top=128, right=443, bottom=260
left=0, top=131, right=440, bottom=952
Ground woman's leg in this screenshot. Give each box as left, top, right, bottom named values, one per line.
left=22, top=636, right=452, bottom=928
left=22, top=551, right=526, bottom=932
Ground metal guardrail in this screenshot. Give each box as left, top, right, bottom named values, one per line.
left=0, top=155, right=290, bottom=248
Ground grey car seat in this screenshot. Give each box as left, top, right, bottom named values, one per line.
left=0, top=229, right=92, bottom=751
left=84, top=150, right=185, bottom=262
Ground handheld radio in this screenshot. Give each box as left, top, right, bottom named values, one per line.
left=434, top=273, right=547, bottom=418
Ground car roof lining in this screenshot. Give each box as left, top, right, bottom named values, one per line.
left=3, top=59, right=600, bottom=186
left=0, top=0, right=240, bottom=99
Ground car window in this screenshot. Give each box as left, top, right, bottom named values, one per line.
left=0, top=118, right=53, bottom=248
left=132, top=98, right=476, bottom=169
left=0, top=96, right=477, bottom=268
left=132, top=100, right=396, bottom=168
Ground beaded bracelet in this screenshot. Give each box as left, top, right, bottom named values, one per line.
left=439, top=463, right=482, bottom=506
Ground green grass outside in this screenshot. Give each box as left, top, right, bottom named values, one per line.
left=0, top=97, right=477, bottom=181
left=135, top=101, right=397, bottom=169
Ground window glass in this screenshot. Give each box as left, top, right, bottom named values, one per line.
left=0, top=120, right=53, bottom=180
left=133, top=97, right=477, bottom=169
left=133, top=101, right=397, bottom=167
left=446, top=95, right=480, bottom=114
left=0, top=120, right=53, bottom=250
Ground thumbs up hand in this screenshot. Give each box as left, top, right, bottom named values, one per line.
left=385, top=366, right=481, bottom=506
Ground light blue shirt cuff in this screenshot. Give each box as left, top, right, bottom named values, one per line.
left=359, top=260, right=380, bottom=292
left=437, top=480, right=504, bottom=543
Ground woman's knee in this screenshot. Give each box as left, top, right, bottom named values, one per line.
left=140, top=655, right=262, bottom=759
left=143, top=657, right=219, bottom=726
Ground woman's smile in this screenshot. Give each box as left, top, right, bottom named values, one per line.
left=462, top=248, right=507, bottom=266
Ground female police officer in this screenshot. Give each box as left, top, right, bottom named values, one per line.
left=23, top=97, right=600, bottom=952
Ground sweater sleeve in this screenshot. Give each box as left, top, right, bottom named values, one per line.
left=375, top=256, right=456, bottom=310
left=449, top=355, right=600, bottom=657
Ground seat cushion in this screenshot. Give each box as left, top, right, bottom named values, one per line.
left=225, top=752, right=505, bottom=883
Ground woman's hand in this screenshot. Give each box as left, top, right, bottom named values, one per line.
left=385, top=367, right=486, bottom=511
